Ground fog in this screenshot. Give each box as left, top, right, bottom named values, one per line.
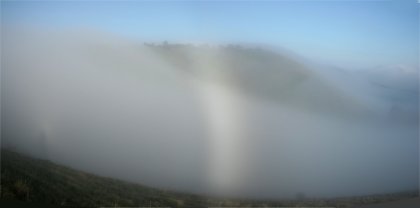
left=1, top=27, right=418, bottom=199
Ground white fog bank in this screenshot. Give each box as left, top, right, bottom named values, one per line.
left=1, top=28, right=418, bottom=198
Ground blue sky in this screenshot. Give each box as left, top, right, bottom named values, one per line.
left=1, top=0, right=419, bottom=69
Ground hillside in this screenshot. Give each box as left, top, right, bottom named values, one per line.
left=145, top=43, right=379, bottom=118
left=1, top=149, right=417, bottom=208
left=1, top=149, right=206, bottom=207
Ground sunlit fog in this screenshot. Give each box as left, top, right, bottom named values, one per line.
left=1, top=0, right=418, bottom=202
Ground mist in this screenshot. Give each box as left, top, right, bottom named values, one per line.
left=1, top=27, right=418, bottom=199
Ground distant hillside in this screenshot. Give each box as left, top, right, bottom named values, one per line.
left=1, top=149, right=417, bottom=208
left=145, top=43, right=378, bottom=118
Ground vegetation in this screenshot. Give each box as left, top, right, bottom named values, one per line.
left=1, top=149, right=417, bottom=207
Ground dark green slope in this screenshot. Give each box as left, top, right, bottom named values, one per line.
left=1, top=149, right=205, bottom=207
left=1, top=149, right=417, bottom=208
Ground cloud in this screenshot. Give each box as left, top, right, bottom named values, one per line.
left=2, top=26, right=418, bottom=198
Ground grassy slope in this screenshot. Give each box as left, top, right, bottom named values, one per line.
left=1, top=150, right=206, bottom=207
left=1, top=149, right=418, bottom=208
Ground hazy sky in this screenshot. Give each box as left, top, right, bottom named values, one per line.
left=1, top=0, right=419, bottom=69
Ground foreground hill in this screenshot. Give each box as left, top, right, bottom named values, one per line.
left=1, top=149, right=417, bottom=208
left=1, top=149, right=208, bottom=207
